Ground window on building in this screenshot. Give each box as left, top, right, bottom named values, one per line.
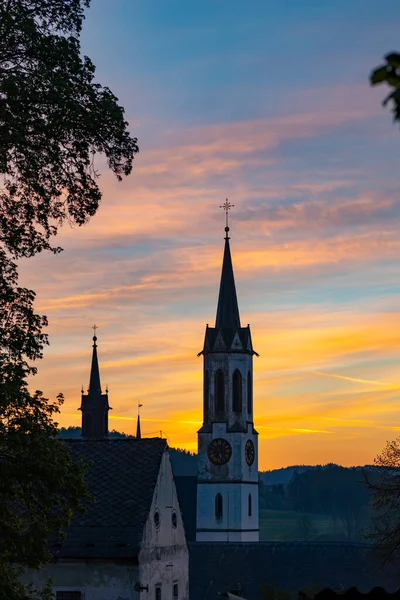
left=232, top=369, right=242, bottom=413
left=86, top=413, right=92, bottom=437
left=173, top=583, right=179, bottom=599
left=56, top=592, right=82, bottom=600
left=171, top=510, right=177, bottom=529
left=204, top=370, right=209, bottom=420
left=154, top=510, right=160, bottom=529
left=247, top=371, right=252, bottom=414
left=248, top=493, right=252, bottom=517
left=155, top=585, right=162, bottom=600
left=215, top=370, right=225, bottom=416
left=215, top=493, right=223, bottom=519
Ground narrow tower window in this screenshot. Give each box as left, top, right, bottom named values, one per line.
left=85, top=413, right=92, bottom=438
left=215, top=370, right=225, bottom=416
left=204, top=370, right=210, bottom=420
left=248, top=493, right=252, bottom=517
left=215, top=493, right=223, bottom=519
left=247, top=371, right=253, bottom=415
left=232, top=369, right=242, bottom=413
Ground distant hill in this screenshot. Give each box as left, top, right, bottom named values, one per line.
left=258, top=463, right=370, bottom=485
left=259, top=465, right=320, bottom=486
left=58, top=426, right=134, bottom=439
left=169, top=448, right=197, bottom=476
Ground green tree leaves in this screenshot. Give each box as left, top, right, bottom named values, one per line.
left=0, top=251, right=89, bottom=598
left=370, top=52, right=400, bottom=121
left=0, top=1, right=138, bottom=596
left=0, top=0, right=138, bottom=258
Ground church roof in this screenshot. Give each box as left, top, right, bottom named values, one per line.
left=189, top=542, right=399, bottom=600
left=215, top=230, right=241, bottom=330
left=54, top=438, right=167, bottom=559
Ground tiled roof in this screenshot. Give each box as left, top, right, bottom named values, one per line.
left=189, top=542, right=399, bottom=600
left=55, top=438, right=167, bottom=559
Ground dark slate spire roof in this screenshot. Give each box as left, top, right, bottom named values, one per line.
left=136, top=414, right=141, bottom=439
left=80, top=333, right=110, bottom=439
left=215, top=227, right=241, bottom=330
left=199, top=225, right=258, bottom=357
left=89, top=335, right=101, bottom=394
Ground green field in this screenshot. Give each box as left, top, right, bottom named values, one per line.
left=259, top=509, right=354, bottom=542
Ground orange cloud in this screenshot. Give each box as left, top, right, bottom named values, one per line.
left=19, top=84, right=400, bottom=470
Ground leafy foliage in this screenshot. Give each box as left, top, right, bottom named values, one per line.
left=0, top=2, right=139, bottom=595
left=366, top=438, right=400, bottom=564
left=370, top=52, right=400, bottom=122
left=0, top=0, right=138, bottom=258
left=0, top=251, right=88, bottom=598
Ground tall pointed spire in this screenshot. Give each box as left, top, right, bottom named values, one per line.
left=215, top=226, right=241, bottom=330
left=88, top=332, right=102, bottom=394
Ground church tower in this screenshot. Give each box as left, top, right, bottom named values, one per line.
left=80, top=330, right=110, bottom=439
left=196, top=212, right=259, bottom=542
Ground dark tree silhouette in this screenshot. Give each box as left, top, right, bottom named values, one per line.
left=0, top=1, right=138, bottom=596
left=371, top=53, right=400, bottom=123
left=366, top=438, right=400, bottom=564
left=0, top=0, right=138, bottom=258
left=0, top=251, right=88, bottom=599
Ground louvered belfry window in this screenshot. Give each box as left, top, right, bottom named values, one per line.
left=232, top=369, right=242, bottom=413
left=247, top=371, right=252, bottom=414
left=215, top=369, right=225, bottom=416
left=204, top=369, right=210, bottom=419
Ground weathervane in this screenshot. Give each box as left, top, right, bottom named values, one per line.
left=92, top=324, right=98, bottom=343
left=220, top=199, right=234, bottom=229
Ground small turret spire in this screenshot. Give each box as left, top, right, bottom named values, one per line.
left=136, top=403, right=143, bottom=439
left=80, top=326, right=110, bottom=439
left=216, top=201, right=241, bottom=330
left=88, top=326, right=102, bottom=394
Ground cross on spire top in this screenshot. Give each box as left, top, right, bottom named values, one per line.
left=219, top=199, right=234, bottom=236
left=92, top=324, right=98, bottom=343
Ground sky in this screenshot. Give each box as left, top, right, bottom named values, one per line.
left=18, top=0, right=400, bottom=470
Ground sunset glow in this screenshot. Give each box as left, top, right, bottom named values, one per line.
left=20, top=0, right=400, bottom=469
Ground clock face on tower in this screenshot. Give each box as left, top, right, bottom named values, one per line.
left=245, top=439, right=255, bottom=466
left=208, top=438, right=232, bottom=465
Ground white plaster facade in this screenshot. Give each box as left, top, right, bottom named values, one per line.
left=139, top=449, right=189, bottom=600
left=22, top=447, right=189, bottom=600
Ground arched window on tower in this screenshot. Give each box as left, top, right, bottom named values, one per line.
left=85, top=413, right=92, bottom=438
left=215, top=370, right=225, bottom=417
left=232, top=369, right=242, bottom=413
left=215, top=493, right=223, bottom=519
left=247, top=371, right=253, bottom=415
left=204, top=370, right=210, bottom=421
left=248, top=493, right=252, bottom=517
